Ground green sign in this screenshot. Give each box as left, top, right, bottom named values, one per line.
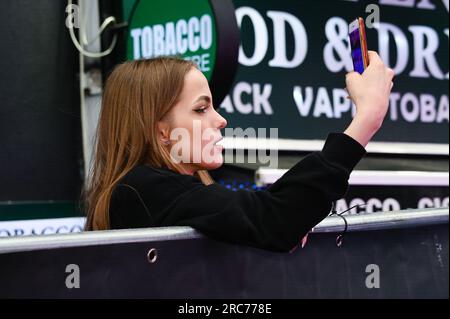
left=124, top=0, right=217, bottom=80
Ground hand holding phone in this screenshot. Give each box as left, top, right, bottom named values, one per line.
left=349, top=17, right=369, bottom=74
left=345, top=48, right=395, bottom=147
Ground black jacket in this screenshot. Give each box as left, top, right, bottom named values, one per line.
left=109, top=132, right=366, bottom=252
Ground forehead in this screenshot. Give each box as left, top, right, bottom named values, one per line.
left=179, top=68, right=211, bottom=101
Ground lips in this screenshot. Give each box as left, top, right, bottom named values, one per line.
left=214, top=137, right=224, bottom=146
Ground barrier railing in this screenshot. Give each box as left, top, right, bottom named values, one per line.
left=0, top=207, right=447, bottom=254
left=0, top=207, right=448, bottom=298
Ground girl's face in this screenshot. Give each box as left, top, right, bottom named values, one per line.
left=158, top=67, right=228, bottom=174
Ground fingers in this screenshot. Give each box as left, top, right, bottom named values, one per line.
left=386, top=67, right=395, bottom=80
left=368, top=50, right=384, bottom=66
left=368, top=52, right=395, bottom=78
left=345, top=72, right=361, bottom=100
left=345, top=71, right=361, bottom=85
left=344, top=83, right=353, bottom=102
left=386, top=67, right=395, bottom=91
left=367, top=52, right=396, bottom=89
left=346, top=71, right=360, bottom=78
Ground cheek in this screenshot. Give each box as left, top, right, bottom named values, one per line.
left=200, top=122, right=216, bottom=147
left=172, top=116, right=191, bottom=132
left=170, top=117, right=195, bottom=142
left=174, top=117, right=219, bottom=157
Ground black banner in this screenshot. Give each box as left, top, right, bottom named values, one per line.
left=0, top=224, right=447, bottom=298
left=220, top=0, right=448, bottom=147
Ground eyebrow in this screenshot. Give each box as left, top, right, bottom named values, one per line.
left=193, top=95, right=212, bottom=104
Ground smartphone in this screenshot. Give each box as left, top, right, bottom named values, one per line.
left=349, top=17, right=369, bottom=74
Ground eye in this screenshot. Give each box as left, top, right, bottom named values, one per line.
left=194, top=105, right=209, bottom=114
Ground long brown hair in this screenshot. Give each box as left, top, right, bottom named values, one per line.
left=83, top=57, right=215, bottom=231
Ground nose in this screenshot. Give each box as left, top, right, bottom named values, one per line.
left=215, top=110, right=227, bottom=130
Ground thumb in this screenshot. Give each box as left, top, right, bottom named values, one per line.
left=346, top=71, right=361, bottom=80
left=346, top=71, right=362, bottom=86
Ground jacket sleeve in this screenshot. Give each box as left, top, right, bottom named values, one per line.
left=159, top=132, right=367, bottom=253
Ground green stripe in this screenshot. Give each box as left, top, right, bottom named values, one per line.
left=0, top=201, right=83, bottom=222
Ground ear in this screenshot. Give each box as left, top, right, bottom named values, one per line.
left=156, top=120, right=171, bottom=143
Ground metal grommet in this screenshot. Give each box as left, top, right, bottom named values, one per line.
left=147, top=248, right=158, bottom=264
left=336, top=234, right=344, bottom=247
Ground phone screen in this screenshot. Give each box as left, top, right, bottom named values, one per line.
left=349, top=27, right=365, bottom=74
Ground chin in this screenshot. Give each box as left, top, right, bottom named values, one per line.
left=200, top=155, right=224, bottom=171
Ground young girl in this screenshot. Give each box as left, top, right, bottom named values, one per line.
left=84, top=51, right=394, bottom=252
